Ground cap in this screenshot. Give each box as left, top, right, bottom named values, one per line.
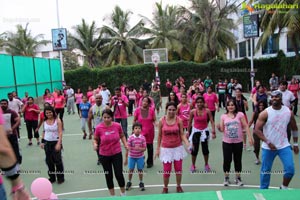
left=270, top=90, right=282, bottom=98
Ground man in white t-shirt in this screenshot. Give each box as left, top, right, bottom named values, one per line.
left=66, top=86, right=75, bottom=114
left=278, top=81, right=295, bottom=142
left=254, top=90, right=299, bottom=190
left=8, top=92, right=23, bottom=139
left=99, top=83, right=111, bottom=106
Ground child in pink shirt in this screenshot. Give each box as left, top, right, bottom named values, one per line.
left=124, top=122, right=146, bottom=191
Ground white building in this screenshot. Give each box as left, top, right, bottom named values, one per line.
left=226, top=0, right=300, bottom=60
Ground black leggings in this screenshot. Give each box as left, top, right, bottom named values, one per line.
left=55, top=108, right=64, bottom=122
left=44, top=141, right=64, bottom=181
left=76, top=103, right=80, bottom=115
left=128, top=99, right=135, bottom=115
left=191, top=131, right=209, bottom=156
left=146, top=143, right=153, bottom=166
left=8, top=134, right=22, bottom=164
left=222, top=142, right=243, bottom=173
left=25, top=120, right=39, bottom=139
left=100, top=152, right=125, bottom=189
left=253, top=133, right=261, bottom=157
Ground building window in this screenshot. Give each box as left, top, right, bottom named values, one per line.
left=42, top=52, right=50, bottom=58
left=235, top=44, right=238, bottom=58
left=239, top=41, right=246, bottom=57
left=262, top=34, right=279, bottom=55
left=287, top=35, right=300, bottom=52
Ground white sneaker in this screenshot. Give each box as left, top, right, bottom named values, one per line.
left=223, top=177, right=230, bottom=186
left=235, top=177, right=244, bottom=186
left=255, top=159, right=261, bottom=165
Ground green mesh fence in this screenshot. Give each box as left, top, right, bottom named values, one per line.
left=0, top=54, right=63, bottom=99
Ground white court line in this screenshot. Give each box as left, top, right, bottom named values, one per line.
left=48, top=184, right=281, bottom=197
left=216, top=191, right=224, bottom=200
left=253, top=193, right=266, bottom=200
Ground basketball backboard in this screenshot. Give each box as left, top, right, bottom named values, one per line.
left=143, top=48, right=168, bottom=64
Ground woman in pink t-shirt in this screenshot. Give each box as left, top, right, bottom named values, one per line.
left=203, top=86, right=219, bottom=122
left=155, top=102, right=190, bottom=194
left=217, top=99, right=253, bottom=186
left=134, top=96, right=156, bottom=168
left=288, top=78, right=299, bottom=115
left=54, top=90, right=65, bottom=128
left=177, top=93, right=191, bottom=131
left=44, top=92, right=54, bottom=107
left=75, top=88, right=83, bottom=115
left=86, top=86, right=93, bottom=100
left=187, top=96, right=216, bottom=173
left=93, top=109, right=128, bottom=196
left=22, top=97, right=40, bottom=146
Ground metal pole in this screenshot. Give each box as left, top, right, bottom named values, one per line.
left=250, top=38, right=254, bottom=89
left=56, top=0, right=64, bottom=82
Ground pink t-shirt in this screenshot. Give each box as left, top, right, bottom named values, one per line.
left=111, top=95, right=129, bottom=119
left=178, top=103, right=190, bottom=128
left=127, top=134, right=146, bottom=158
left=203, top=93, right=218, bottom=111
left=134, top=107, right=155, bottom=143
left=44, top=96, right=54, bottom=106
left=161, top=117, right=182, bottom=148
left=95, top=122, right=123, bottom=156
left=251, top=87, right=257, bottom=94
left=138, top=97, right=154, bottom=109
left=75, top=93, right=83, bottom=104
left=24, top=104, right=40, bottom=121
left=288, top=84, right=299, bottom=98
left=54, top=96, right=65, bottom=109
left=193, top=109, right=208, bottom=130
left=87, top=91, right=93, bottom=100
left=128, top=90, right=137, bottom=100
left=221, top=112, right=244, bottom=143
left=0, top=108, right=3, bottom=184
left=89, top=96, right=96, bottom=106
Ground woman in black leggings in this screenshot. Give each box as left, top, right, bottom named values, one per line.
left=93, top=109, right=128, bottom=196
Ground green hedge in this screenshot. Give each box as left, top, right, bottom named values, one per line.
left=65, top=55, right=299, bottom=96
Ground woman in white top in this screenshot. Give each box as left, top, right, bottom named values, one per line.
left=40, top=106, right=64, bottom=184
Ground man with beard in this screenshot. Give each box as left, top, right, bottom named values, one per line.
left=88, top=94, right=108, bottom=165
left=254, top=90, right=299, bottom=189
left=0, top=99, right=22, bottom=164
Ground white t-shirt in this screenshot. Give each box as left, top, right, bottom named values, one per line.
left=100, top=89, right=111, bottom=105
left=279, top=89, right=295, bottom=108
left=66, top=88, right=74, bottom=98
left=262, top=106, right=291, bottom=150
left=8, top=98, right=23, bottom=114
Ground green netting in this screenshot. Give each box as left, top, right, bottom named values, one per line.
left=0, top=54, right=63, bottom=98
left=37, top=83, right=52, bottom=97
left=13, top=56, right=35, bottom=85
left=50, top=59, right=62, bottom=81
left=0, top=54, right=15, bottom=86
left=17, top=85, right=36, bottom=98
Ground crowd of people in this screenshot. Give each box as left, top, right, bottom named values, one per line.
left=0, top=72, right=299, bottom=198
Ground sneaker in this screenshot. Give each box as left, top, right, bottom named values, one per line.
left=125, top=182, right=132, bottom=191
left=147, top=164, right=153, bottom=168
left=204, top=164, right=211, bottom=172
left=37, top=142, right=40, bottom=146
left=235, top=177, right=244, bottom=186
left=176, top=186, right=184, bottom=193
left=243, top=144, right=246, bottom=150
left=255, top=159, right=261, bottom=165
left=48, top=178, right=56, bottom=183
left=57, top=179, right=65, bottom=184
left=223, top=177, right=230, bottom=186
left=162, top=187, right=168, bottom=194
left=139, top=182, right=145, bottom=191
left=89, top=134, right=92, bottom=140
left=97, top=160, right=101, bottom=165
left=83, top=133, right=87, bottom=140
left=28, top=142, right=32, bottom=146
left=190, top=165, right=196, bottom=173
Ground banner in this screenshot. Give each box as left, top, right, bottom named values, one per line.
left=243, top=14, right=259, bottom=38
left=51, top=28, right=68, bottom=51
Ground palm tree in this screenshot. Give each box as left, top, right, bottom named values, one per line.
left=69, top=19, right=103, bottom=67
left=257, top=0, right=300, bottom=58
left=0, top=23, right=49, bottom=56
left=101, top=6, right=144, bottom=66
left=179, top=0, right=238, bottom=62
left=141, top=2, right=186, bottom=60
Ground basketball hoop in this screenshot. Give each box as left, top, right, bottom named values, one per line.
left=151, top=53, right=160, bottom=78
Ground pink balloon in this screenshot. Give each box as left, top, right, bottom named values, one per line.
left=31, top=177, right=52, bottom=199
left=49, top=192, right=58, bottom=200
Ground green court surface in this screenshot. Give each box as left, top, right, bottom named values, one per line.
left=4, top=95, right=300, bottom=199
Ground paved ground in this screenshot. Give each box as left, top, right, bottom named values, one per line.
left=4, top=95, right=300, bottom=199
